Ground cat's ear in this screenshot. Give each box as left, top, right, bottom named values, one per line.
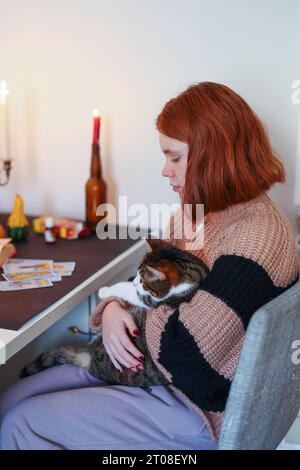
left=143, top=236, right=172, bottom=252
left=145, top=265, right=167, bottom=281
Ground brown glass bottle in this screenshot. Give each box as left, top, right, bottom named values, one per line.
left=85, top=143, right=107, bottom=232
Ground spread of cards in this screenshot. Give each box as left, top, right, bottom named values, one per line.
left=0, top=259, right=76, bottom=291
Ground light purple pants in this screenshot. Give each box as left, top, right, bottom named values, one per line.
left=0, top=365, right=218, bottom=450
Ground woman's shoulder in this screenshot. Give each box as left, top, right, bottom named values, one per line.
left=220, top=194, right=299, bottom=288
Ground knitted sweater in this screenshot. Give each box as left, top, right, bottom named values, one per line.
left=89, top=192, right=299, bottom=443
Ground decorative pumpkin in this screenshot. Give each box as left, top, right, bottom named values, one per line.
left=7, top=194, right=30, bottom=241
left=0, top=223, right=7, bottom=238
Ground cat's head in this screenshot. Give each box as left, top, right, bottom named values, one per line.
left=132, top=237, right=209, bottom=306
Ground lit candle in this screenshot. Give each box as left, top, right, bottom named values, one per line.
left=0, top=80, right=10, bottom=160
left=92, top=108, right=100, bottom=145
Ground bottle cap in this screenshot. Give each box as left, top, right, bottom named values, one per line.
left=45, top=217, right=55, bottom=228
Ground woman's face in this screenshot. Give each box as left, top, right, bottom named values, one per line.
left=159, top=132, right=188, bottom=194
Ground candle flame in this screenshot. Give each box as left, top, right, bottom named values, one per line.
left=92, top=108, right=100, bottom=117
left=0, top=80, right=9, bottom=104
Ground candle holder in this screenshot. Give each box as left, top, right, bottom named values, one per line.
left=0, top=159, right=12, bottom=186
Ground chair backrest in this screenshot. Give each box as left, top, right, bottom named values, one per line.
left=218, top=281, right=300, bottom=450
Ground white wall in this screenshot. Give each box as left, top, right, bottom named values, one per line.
left=0, top=0, right=299, bottom=231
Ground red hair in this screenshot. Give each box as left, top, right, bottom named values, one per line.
left=156, top=82, right=285, bottom=219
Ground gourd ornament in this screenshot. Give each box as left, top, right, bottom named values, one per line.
left=0, top=224, right=7, bottom=238
left=7, top=194, right=30, bottom=241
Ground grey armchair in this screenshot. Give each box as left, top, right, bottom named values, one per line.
left=218, top=280, right=300, bottom=450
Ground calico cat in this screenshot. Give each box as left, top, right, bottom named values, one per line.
left=20, top=238, right=209, bottom=387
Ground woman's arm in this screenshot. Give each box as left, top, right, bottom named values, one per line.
left=89, top=296, right=130, bottom=332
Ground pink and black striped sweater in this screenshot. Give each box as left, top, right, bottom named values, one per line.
left=90, top=192, right=299, bottom=443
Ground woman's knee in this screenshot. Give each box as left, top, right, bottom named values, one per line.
left=0, top=380, right=30, bottom=423
left=0, top=401, right=29, bottom=450
left=0, top=387, right=15, bottom=423
left=0, top=364, right=101, bottom=423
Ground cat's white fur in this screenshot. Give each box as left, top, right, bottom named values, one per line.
left=98, top=272, right=194, bottom=308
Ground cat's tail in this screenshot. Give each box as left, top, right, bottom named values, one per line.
left=20, top=346, right=92, bottom=378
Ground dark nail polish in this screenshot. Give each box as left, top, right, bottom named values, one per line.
left=133, top=329, right=140, bottom=336
left=139, top=356, right=145, bottom=362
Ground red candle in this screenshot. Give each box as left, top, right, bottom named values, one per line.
left=92, top=108, right=100, bottom=145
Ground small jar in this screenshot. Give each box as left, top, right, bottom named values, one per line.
left=44, top=217, right=57, bottom=244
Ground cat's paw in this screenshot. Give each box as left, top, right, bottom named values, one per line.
left=98, top=286, right=111, bottom=299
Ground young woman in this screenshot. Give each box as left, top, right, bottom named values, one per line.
left=0, top=82, right=298, bottom=450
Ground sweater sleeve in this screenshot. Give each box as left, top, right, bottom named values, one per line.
left=145, top=249, right=299, bottom=413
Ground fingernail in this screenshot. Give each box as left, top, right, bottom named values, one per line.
left=137, top=364, right=144, bottom=370
left=133, top=329, right=140, bottom=336
left=139, top=356, right=144, bottom=362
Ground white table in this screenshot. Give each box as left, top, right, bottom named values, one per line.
left=0, top=239, right=147, bottom=366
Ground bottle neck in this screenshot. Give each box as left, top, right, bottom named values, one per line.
left=90, top=143, right=102, bottom=178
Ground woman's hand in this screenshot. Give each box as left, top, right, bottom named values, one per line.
left=102, top=300, right=144, bottom=373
